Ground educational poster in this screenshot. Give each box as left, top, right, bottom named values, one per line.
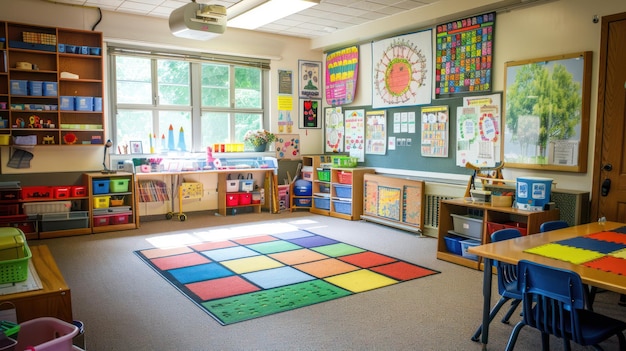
left=299, top=99, right=321, bottom=128
left=393, top=111, right=416, bottom=134
left=372, top=30, right=433, bottom=108
left=363, top=179, right=379, bottom=216
left=377, top=186, right=401, bottom=221
left=325, top=106, right=344, bottom=152
left=403, top=185, right=423, bottom=226
left=298, top=60, right=321, bottom=99
left=420, top=106, right=449, bottom=157
left=275, top=134, right=300, bottom=160
left=278, top=69, right=293, bottom=95
left=365, top=110, right=387, bottom=155
left=456, top=93, right=501, bottom=167
left=435, top=12, right=495, bottom=98
left=344, top=109, right=365, bottom=161
left=277, top=96, right=293, bottom=133
left=325, top=46, right=358, bottom=106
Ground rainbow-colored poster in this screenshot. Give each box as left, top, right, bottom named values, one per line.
left=325, top=46, right=359, bottom=106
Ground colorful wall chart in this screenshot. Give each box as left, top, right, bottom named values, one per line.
left=344, top=109, right=365, bottom=161
left=420, top=106, right=449, bottom=157
left=435, top=12, right=495, bottom=98
left=456, top=93, right=501, bottom=167
left=365, top=110, right=387, bottom=155
left=325, top=107, right=344, bottom=153
left=372, top=30, right=433, bottom=108
left=325, top=46, right=359, bottom=106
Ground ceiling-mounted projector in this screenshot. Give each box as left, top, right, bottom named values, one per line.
left=169, top=2, right=227, bottom=40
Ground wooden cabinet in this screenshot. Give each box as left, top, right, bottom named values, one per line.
left=83, top=172, right=138, bottom=233
left=217, top=169, right=272, bottom=216
left=437, top=198, right=560, bottom=269
left=308, top=155, right=374, bottom=221
left=0, top=21, right=104, bottom=146
left=361, top=173, right=425, bottom=234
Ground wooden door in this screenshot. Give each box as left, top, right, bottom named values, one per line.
left=592, top=12, right=626, bottom=221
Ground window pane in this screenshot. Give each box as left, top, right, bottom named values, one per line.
left=235, top=66, right=261, bottom=109
left=201, top=63, right=229, bottom=107
left=115, top=56, right=152, bottom=104
left=157, top=60, right=190, bottom=106
left=235, top=113, right=262, bottom=142
left=201, top=112, right=230, bottom=146
left=116, top=110, right=152, bottom=151
left=159, top=111, right=192, bottom=152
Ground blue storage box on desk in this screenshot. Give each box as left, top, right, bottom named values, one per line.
left=92, top=180, right=110, bottom=194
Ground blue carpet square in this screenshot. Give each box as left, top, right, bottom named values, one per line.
left=242, top=266, right=316, bottom=289
left=201, top=246, right=259, bottom=261
left=557, top=236, right=626, bottom=254
left=169, top=263, right=233, bottom=284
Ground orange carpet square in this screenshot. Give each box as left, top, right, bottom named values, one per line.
left=294, top=258, right=359, bottom=278
left=268, top=248, right=329, bottom=265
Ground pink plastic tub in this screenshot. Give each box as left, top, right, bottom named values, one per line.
left=14, top=317, right=78, bottom=351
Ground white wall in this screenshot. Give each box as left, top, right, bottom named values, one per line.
left=2, top=0, right=626, bottom=197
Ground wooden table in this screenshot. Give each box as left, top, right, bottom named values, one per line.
left=0, top=245, right=72, bottom=323
left=467, top=221, right=626, bottom=350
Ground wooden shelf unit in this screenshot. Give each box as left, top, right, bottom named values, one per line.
left=437, top=198, right=560, bottom=269
left=84, top=172, right=138, bottom=233
left=0, top=21, right=104, bottom=146
left=217, top=169, right=273, bottom=216
left=289, top=156, right=313, bottom=212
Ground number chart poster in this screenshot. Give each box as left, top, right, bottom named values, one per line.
left=372, top=30, right=432, bottom=109
left=325, top=46, right=359, bottom=106
left=435, top=12, right=495, bottom=98
left=420, top=105, right=449, bottom=157
left=456, top=93, right=501, bottom=167
left=344, top=109, right=365, bottom=161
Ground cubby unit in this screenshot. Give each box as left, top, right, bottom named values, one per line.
left=217, top=169, right=272, bottom=216
left=290, top=155, right=313, bottom=212
left=436, top=198, right=560, bottom=270
left=0, top=21, right=104, bottom=147
left=83, top=172, right=137, bottom=233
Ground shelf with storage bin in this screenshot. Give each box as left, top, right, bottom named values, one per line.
left=328, top=167, right=374, bottom=220
left=217, top=169, right=272, bottom=216
left=309, top=156, right=332, bottom=216
left=436, top=198, right=560, bottom=270
left=83, top=172, right=137, bottom=233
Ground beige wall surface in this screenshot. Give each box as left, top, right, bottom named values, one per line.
left=1, top=0, right=626, bottom=197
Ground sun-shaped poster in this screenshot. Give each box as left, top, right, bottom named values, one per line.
left=372, top=30, right=433, bottom=108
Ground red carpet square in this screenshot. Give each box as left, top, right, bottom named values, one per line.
left=587, top=231, right=626, bottom=245
left=186, top=275, right=261, bottom=300
left=338, top=251, right=396, bottom=268
left=584, top=255, right=626, bottom=275
left=151, top=252, right=211, bottom=271
left=370, top=261, right=439, bottom=280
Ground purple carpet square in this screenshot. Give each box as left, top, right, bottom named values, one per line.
left=201, top=246, right=259, bottom=261
left=242, top=266, right=315, bottom=289
left=287, top=235, right=339, bottom=248
left=169, top=262, right=233, bottom=284
left=273, top=230, right=315, bottom=240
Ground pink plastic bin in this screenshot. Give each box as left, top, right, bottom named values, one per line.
left=14, top=317, right=78, bottom=351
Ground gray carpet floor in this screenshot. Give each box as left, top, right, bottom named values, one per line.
left=35, top=211, right=626, bottom=350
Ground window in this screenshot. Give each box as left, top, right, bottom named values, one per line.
left=109, top=47, right=269, bottom=153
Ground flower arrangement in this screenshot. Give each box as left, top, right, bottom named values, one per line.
left=244, top=129, right=276, bottom=147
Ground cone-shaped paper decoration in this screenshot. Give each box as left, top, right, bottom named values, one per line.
left=177, top=126, right=186, bottom=151
left=168, top=124, right=175, bottom=150
left=161, top=134, right=166, bottom=151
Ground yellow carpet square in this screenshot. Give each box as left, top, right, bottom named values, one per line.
left=221, top=256, right=283, bottom=274
left=610, top=248, right=626, bottom=259
left=524, top=243, right=605, bottom=264
left=325, top=269, right=398, bottom=293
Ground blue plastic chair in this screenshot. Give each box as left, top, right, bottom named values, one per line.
left=471, top=228, right=523, bottom=342
left=539, top=220, right=569, bottom=233
left=505, top=260, right=626, bottom=351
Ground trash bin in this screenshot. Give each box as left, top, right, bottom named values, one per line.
left=14, top=317, right=78, bottom=351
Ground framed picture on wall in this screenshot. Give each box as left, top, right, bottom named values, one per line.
left=502, top=51, right=592, bottom=173
left=298, top=60, right=322, bottom=99
left=299, top=99, right=321, bottom=129
left=130, top=141, right=143, bottom=154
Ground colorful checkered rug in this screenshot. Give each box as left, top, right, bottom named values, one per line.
left=524, top=226, right=626, bottom=274
left=135, top=229, right=439, bottom=325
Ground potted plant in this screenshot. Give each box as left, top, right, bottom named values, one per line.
left=244, top=129, right=275, bottom=151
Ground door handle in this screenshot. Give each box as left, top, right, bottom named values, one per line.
left=603, top=163, right=613, bottom=171
left=601, top=179, right=611, bottom=196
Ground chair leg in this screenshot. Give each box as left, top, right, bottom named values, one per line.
left=586, top=284, right=597, bottom=311
left=471, top=297, right=510, bottom=341
left=501, top=299, right=521, bottom=324
left=541, top=332, right=550, bottom=351
left=504, top=321, right=525, bottom=351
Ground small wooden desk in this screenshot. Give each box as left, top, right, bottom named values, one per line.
left=467, top=221, right=626, bottom=349
left=0, top=245, right=72, bottom=323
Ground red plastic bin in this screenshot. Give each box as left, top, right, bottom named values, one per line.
left=21, top=186, right=53, bottom=200
left=93, top=216, right=110, bottom=227
left=226, top=194, right=239, bottom=206
left=71, top=186, right=86, bottom=197
left=487, top=221, right=528, bottom=236
left=53, top=186, right=70, bottom=199
left=337, top=171, right=353, bottom=185
left=111, top=214, right=130, bottom=225
left=239, top=193, right=252, bottom=205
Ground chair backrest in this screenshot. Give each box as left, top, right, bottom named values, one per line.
left=517, top=260, right=587, bottom=343
left=540, top=220, right=569, bottom=233
left=491, top=228, right=522, bottom=296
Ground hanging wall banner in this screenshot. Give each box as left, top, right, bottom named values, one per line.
left=372, top=29, right=433, bottom=108
left=325, top=45, right=359, bottom=106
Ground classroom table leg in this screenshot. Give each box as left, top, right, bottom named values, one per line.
left=480, top=257, right=493, bottom=350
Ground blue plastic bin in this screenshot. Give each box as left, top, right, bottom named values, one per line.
left=92, top=180, right=110, bottom=194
